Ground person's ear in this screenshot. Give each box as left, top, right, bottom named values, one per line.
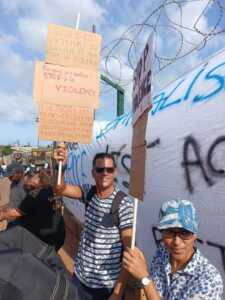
left=193, top=234, right=198, bottom=242
left=91, top=168, right=94, bottom=177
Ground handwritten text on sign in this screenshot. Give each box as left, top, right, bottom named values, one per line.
left=34, top=61, right=100, bottom=108
left=46, top=24, right=101, bottom=71
left=38, top=103, right=93, bottom=143
left=132, top=33, right=153, bottom=125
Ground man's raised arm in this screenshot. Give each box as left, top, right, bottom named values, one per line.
left=53, top=143, right=83, bottom=199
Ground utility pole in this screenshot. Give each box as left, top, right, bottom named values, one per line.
left=35, top=117, right=40, bottom=148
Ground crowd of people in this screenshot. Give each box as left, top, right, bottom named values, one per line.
left=0, top=147, right=223, bottom=300
left=0, top=162, right=65, bottom=250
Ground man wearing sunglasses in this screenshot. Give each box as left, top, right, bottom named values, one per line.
left=54, top=146, right=134, bottom=300
left=123, top=199, right=223, bottom=300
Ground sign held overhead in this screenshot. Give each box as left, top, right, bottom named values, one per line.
left=46, top=24, right=102, bottom=71
left=132, top=33, right=153, bottom=125
left=38, top=103, right=93, bottom=143
left=33, top=61, right=100, bottom=108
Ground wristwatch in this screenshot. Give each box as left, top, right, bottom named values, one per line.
left=141, top=276, right=152, bottom=287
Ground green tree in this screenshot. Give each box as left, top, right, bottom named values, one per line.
left=1, top=145, right=13, bottom=156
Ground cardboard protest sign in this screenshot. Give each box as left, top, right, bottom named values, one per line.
left=129, top=111, right=148, bottom=200
left=33, top=61, right=100, bottom=108
left=129, top=33, right=153, bottom=200
left=38, top=103, right=93, bottom=143
left=34, top=23, right=102, bottom=145
left=132, top=33, right=153, bottom=125
left=46, top=24, right=101, bottom=71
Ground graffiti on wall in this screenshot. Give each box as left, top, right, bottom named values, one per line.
left=64, top=51, right=225, bottom=278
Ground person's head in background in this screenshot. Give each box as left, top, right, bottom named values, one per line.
left=24, top=170, right=50, bottom=190
left=6, top=163, right=24, bottom=183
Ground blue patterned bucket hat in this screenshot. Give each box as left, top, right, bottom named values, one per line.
left=157, top=199, right=198, bottom=234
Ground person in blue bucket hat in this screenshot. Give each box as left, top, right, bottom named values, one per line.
left=157, top=199, right=198, bottom=234
left=123, top=199, right=223, bottom=300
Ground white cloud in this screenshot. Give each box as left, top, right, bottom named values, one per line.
left=164, top=1, right=211, bottom=44
left=161, top=0, right=222, bottom=62
left=152, top=1, right=217, bottom=90
left=0, top=32, right=33, bottom=88
left=1, top=0, right=106, bottom=52
left=0, top=32, right=17, bottom=47
left=0, top=92, right=36, bottom=122
left=17, top=18, right=47, bottom=52
left=0, top=0, right=106, bottom=126
left=0, top=0, right=28, bottom=12
left=0, top=33, right=34, bottom=122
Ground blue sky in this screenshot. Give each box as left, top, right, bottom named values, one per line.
left=0, top=0, right=224, bottom=145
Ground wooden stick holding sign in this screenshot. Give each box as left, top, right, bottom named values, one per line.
left=131, top=198, right=138, bottom=249
left=57, top=13, right=81, bottom=186
left=57, top=161, right=63, bottom=185
left=56, top=142, right=67, bottom=185
left=76, top=12, right=80, bottom=30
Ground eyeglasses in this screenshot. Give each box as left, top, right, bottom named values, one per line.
left=95, top=167, right=115, bottom=174
left=161, top=229, right=194, bottom=240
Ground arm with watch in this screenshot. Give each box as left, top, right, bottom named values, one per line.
left=123, top=247, right=161, bottom=300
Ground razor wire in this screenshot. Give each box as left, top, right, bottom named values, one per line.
left=100, top=0, right=225, bottom=94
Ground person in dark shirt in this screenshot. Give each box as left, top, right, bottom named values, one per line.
left=0, top=170, right=65, bottom=250
left=5, top=162, right=26, bottom=209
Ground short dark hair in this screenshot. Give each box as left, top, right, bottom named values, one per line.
left=92, top=153, right=116, bottom=168
left=6, top=163, right=24, bottom=177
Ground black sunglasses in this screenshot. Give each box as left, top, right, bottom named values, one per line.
left=95, top=167, right=115, bottom=174
left=161, top=229, right=194, bottom=240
